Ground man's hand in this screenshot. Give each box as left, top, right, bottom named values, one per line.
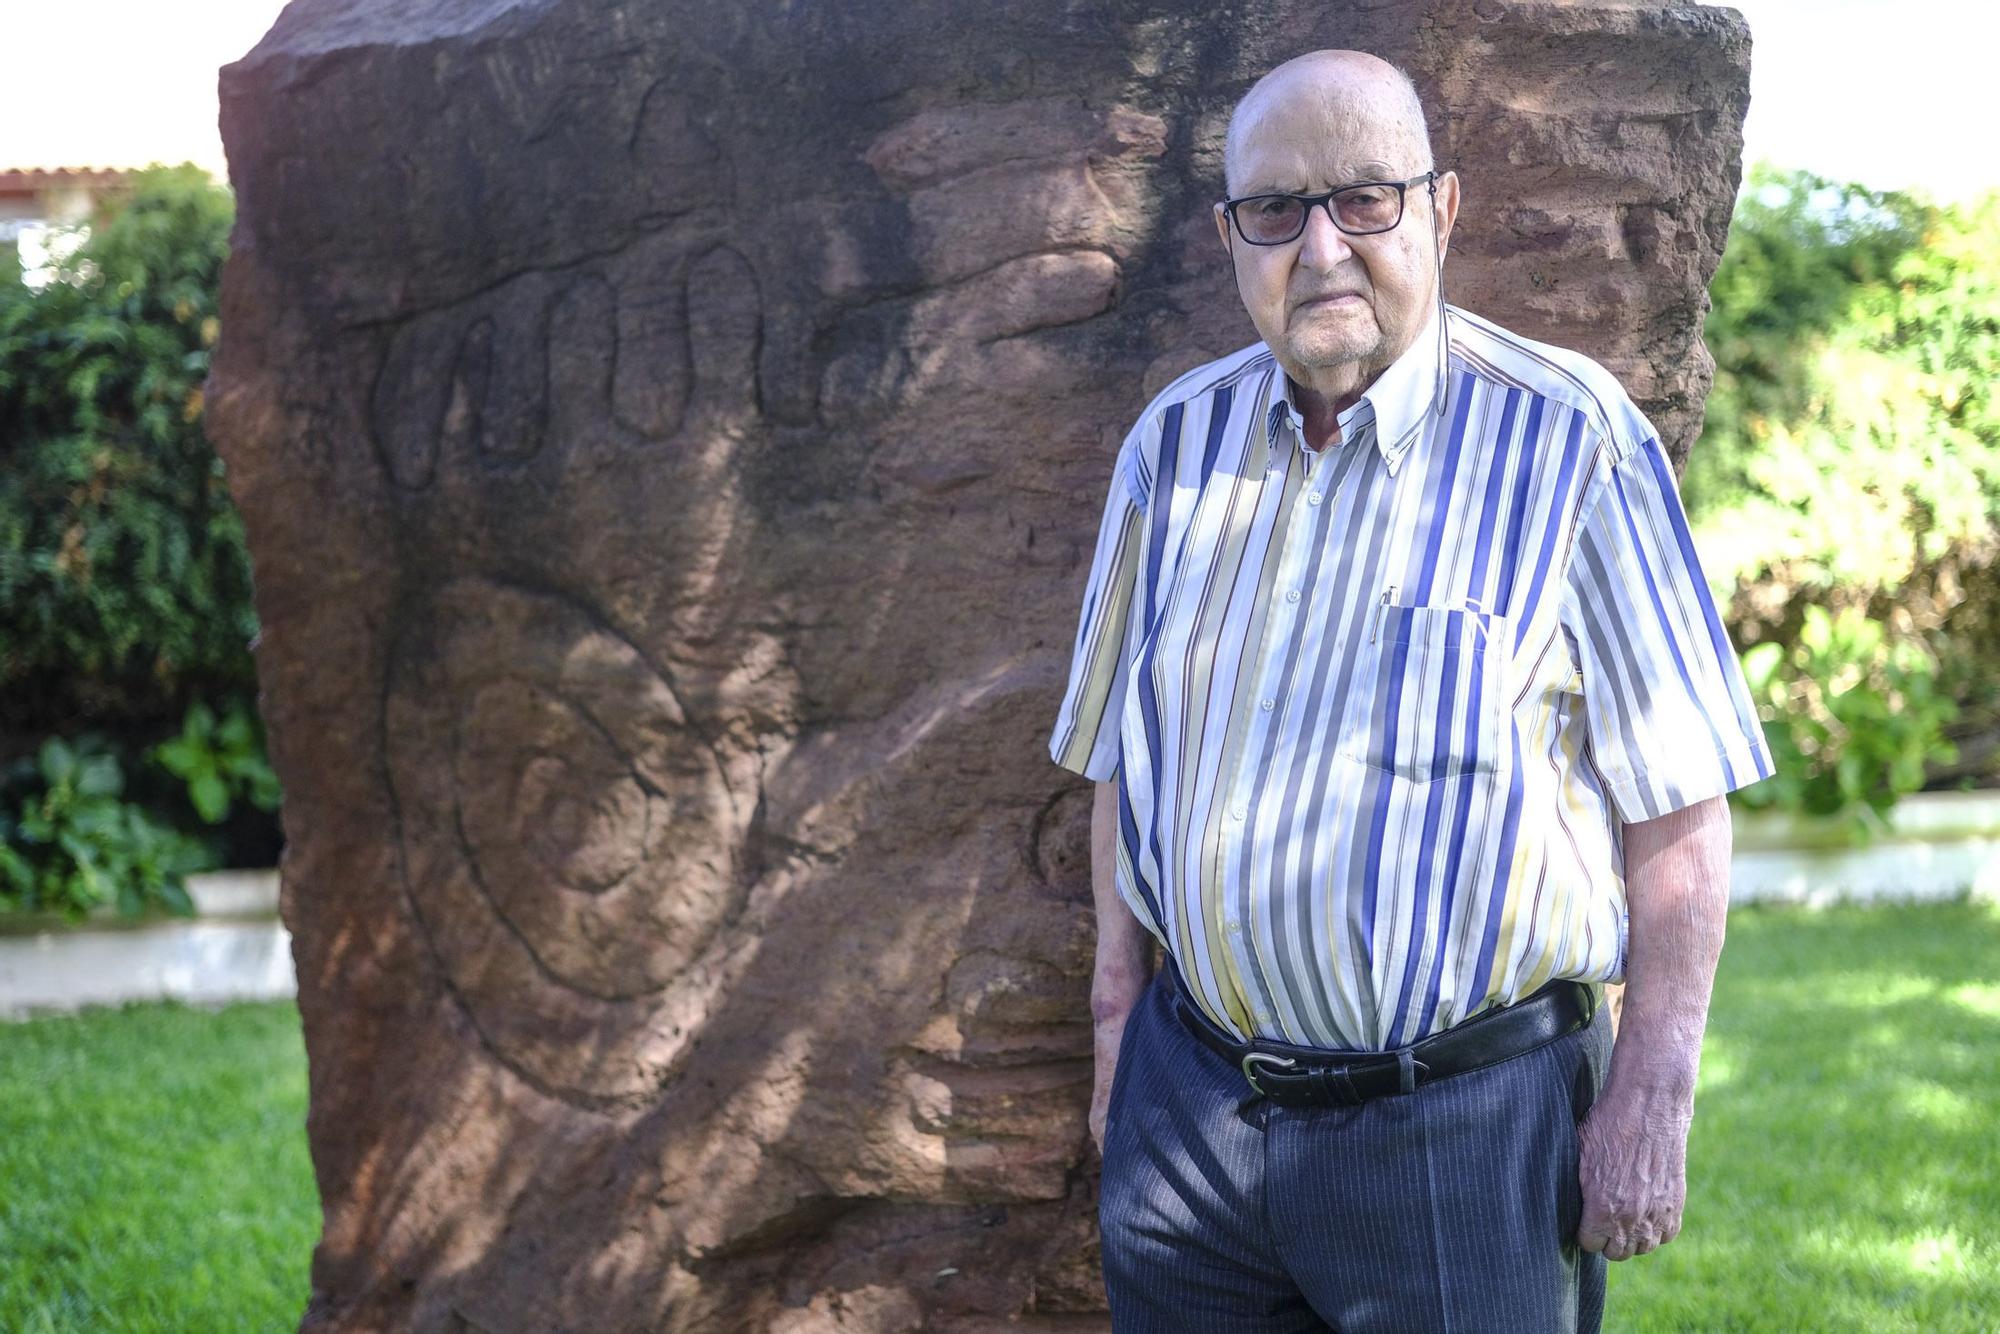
left=1575, top=793, right=1732, bottom=1260
left=1576, top=1079, right=1691, bottom=1259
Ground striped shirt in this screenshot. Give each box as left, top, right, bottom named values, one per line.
left=1047, top=300, right=1775, bottom=1051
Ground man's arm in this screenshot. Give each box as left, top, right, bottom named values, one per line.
left=1089, top=779, right=1154, bottom=1152
left=1576, top=791, right=1733, bottom=1260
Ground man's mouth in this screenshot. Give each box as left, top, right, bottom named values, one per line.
left=1301, top=292, right=1364, bottom=308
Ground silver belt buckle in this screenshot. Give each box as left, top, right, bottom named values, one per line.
left=1240, top=1049, right=1298, bottom=1097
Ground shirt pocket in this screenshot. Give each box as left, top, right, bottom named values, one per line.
left=1340, top=601, right=1511, bottom=784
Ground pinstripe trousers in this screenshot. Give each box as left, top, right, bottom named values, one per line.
left=1098, top=957, right=1615, bottom=1332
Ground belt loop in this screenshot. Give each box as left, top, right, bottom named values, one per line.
left=1396, top=1048, right=1417, bottom=1094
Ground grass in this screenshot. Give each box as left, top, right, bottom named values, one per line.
left=0, top=901, right=1993, bottom=1330
left=0, top=999, right=316, bottom=1332
left=1605, top=897, right=2000, bottom=1331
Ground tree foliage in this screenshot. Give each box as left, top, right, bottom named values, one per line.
left=0, top=163, right=253, bottom=731
left=1687, top=163, right=2000, bottom=811
left=0, top=166, right=279, bottom=920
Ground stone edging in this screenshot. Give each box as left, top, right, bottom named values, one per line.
left=0, top=869, right=289, bottom=1021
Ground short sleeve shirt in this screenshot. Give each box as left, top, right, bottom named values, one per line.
left=1047, top=302, right=1775, bottom=1050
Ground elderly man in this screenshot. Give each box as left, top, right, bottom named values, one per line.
left=1047, top=49, right=1772, bottom=1332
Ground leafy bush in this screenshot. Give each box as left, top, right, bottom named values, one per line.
left=1690, top=171, right=2000, bottom=599
left=0, top=163, right=254, bottom=729
left=1689, top=163, right=2000, bottom=820
left=0, top=165, right=282, bottom=920
left=1685, top=164, right=1931, bottom=526
left=146, top=695, right=282, bottom=825
left=0, top=734, right=209, bottom=922
left=0, top=693, right=281, bottom=923
left=1736, top=606, right=1960, bottom=842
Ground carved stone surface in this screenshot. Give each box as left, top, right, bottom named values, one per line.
left=205, top=1, right=1747, bottom=1328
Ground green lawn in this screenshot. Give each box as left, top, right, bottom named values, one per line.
left=1606, top=898, right=2000, bottom=1331
left=0, top=900, right=1994, bottom=1331
left=0, top=999, right=316, bottom=1332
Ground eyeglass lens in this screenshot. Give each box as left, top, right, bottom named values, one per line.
left=1239, top=184, right=1402, bottom=244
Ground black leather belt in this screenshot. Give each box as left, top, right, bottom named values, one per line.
left=1165, top=960, right=1596, bottom=1107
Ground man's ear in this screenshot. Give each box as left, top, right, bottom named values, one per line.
left=1434, top=170, right=1460, bottom=259
left=1213, top=201, right=1233, bottom=255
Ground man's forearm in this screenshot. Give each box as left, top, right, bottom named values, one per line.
left=1091, top=779, right=1154, bottom=1020
left=1575, top=792, right=1734, bottom=1257
left=1605, top=793, right=1734, bottom=1102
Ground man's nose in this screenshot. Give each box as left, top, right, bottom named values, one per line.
left=1298, top=201, right=1355, bottom=270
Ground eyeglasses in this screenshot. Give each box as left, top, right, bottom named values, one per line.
left=1221, top=171, right=1438, bottom=246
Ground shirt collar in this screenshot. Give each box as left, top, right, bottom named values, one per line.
left=1261, top=301, right=1448, bottom=477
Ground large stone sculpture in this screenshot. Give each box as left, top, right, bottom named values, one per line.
left=205, top=1, right=1749, bottom=1327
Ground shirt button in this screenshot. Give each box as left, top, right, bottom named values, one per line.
left=1260, top=697, right=1274, bottom=711
left=1226, top=918, right=1241, bottom=932
left=1232, top=806, right=1247, bottom=821
left=1256, top=1010, right=1272, bottom=1024
left=1286, top=589, right=1301, bottom=603
left=1307, top=491, right=1322, bottom=505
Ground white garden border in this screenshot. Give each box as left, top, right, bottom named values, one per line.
left=0, top=868, right=291, bottom=1020
left=1730, top=789, right=2000, bottom=907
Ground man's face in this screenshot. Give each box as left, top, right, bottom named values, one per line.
left=1212, top=88, right=1458, bottom=385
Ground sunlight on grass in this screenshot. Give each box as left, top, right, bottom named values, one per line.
left=1606, top=899, right=1999, bottom=1333
left=1945, top=981, right=2000, bottom=1019
left=1898, top=1080, right=1978, bottom=1129
left=1906, top=1232, right=1973, bottom=1278
left=1794, top=1226, right=1967, bottom=1280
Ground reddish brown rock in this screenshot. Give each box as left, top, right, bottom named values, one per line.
left=205, top=1, right=1745, bottom=1327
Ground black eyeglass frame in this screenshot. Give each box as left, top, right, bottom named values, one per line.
left=1220, top=170, right=1440, bottom=246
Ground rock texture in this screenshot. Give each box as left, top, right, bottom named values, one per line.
left=205, top=1, right=1747, bottom=1328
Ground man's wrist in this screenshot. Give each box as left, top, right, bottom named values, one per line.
left=1602, top=1055, right=1699, bottom=1114
left=1602, top=1015, right=1703, bottom=1110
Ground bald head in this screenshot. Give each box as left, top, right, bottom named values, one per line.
left=1223, top=50, right=1433, bottom=198
left=1210, top=47, right=1459, bottom=414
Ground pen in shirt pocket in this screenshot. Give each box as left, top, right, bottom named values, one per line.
left=1370, top=583, right=1400, bottom=644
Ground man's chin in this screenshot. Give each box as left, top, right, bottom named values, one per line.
left=1283, top=332, right=1382, bottom=372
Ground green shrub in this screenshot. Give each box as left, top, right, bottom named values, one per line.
left=146, top=694, right=281, bottom=825
left=0, top=165, right=282, bottom=918
left=1691, top=164, right=2000, bottom=820
left=1736, top=606, right=1960, bottom=842
left=1686, top=164, right=1931, bottom=527
left=0, top=163, right=254, bottom=729
left=1690, top=173, right=2000, bottom=598
left=0, top=734, right=209, bottom=921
